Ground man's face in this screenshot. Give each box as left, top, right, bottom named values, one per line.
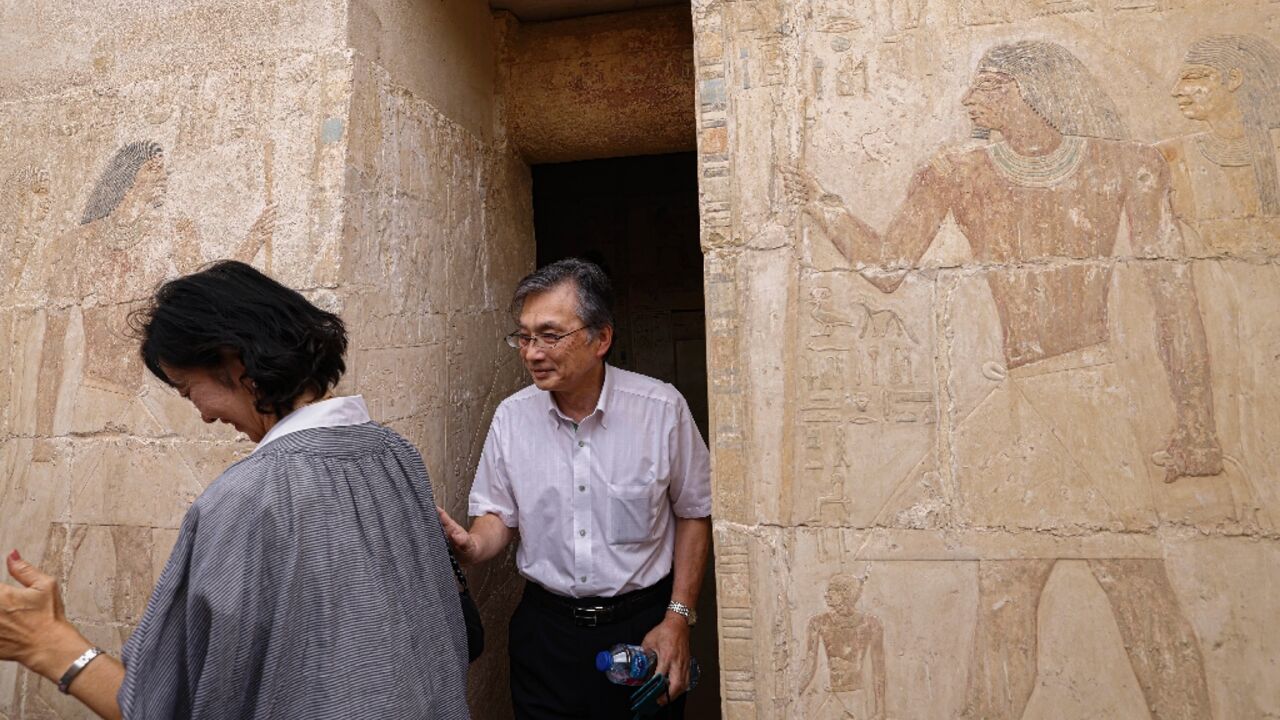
left=1172, top=64, right=1239, bottom=122
left=516, top=282, right=611, bottom=394
left=962, top=70, right=1021, bottom=134
left=826, top=577, right=863, bottom=612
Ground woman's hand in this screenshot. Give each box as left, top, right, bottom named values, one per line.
left=0, top=550, right=91, bottom=680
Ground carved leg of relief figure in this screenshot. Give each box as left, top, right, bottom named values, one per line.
left=961, top=560, right=1055, bottom=720
left=1088, top=559, right=1213, bottom=720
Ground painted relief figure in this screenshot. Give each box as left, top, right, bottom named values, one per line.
left=1159, top=35, right=1280, bottom=522
left=0, top=164, right=51, bottom=295
left=785, top=41, right=1216, bottom=718
left=798, top=575, right=885, bottom=720
left=39, top=141, right=274, bottom=432
left=1161, top=34, right=1280, bottom=253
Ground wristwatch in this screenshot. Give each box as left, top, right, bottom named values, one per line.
left=666, top=600, right=698, bottom=627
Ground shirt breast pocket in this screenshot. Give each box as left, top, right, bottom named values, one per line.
left=607, top=482, right=659, bottom=545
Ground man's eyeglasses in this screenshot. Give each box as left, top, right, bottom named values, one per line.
left=505, top=326, right=588, bottom=351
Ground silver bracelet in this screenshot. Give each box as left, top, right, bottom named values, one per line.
left=666, top=600, right=698, bottom=627
left=57, top=647, right=105, bottom=694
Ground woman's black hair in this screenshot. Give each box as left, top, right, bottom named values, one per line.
left=132, top=260, right=348, bottom=419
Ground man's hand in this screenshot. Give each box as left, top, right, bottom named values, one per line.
left=437, top=507, right=481, bottom=564
left=780, top=165, right=824, bottom=207
left=1157, top=426, right=1224, bottom=483
left=641, top=613, right=692, bottom=705
left=437, top=509, right=514, bottom=566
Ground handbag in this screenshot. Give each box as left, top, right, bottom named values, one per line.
left=446, top=540, right=485, bottom=663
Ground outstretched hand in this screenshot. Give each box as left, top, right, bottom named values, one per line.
left=437, top=507, right=481, bottom=565
left=1158, top=427, right=1224, bottom=483
left=0, top=551, right=84, bottom=678
left=780, top=165, right=824, bottom=206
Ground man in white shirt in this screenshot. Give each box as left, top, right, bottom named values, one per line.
left=438, top=258, right=712, bottom=719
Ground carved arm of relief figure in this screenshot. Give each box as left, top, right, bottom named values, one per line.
left=781, top=162, right=952, bottom=293
left=1126, top=147, right=1223, bottom=483
left=173, top=203, right=279, bottom=275
left=797, top=616, right=828, bottom=696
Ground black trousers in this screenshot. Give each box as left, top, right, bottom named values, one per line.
left=509, top=581, right=688, bottom=720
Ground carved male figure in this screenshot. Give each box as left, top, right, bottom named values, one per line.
left=1158, top=34, right=1280, bottom=521
left=785, top=41, right=1218, bottom=718
left=1162, top=34, right=1280, bottom=252
left=37, top=141, right=274, bottom=435
left=798, top=575, right=885, bottom=720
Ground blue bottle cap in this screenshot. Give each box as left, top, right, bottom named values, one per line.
left=596, top=650, right=613, bottom=672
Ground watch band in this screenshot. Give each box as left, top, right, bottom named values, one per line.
left=57, top=647, right=105, bottom=694
left=666, top=600, right=697, bottom=627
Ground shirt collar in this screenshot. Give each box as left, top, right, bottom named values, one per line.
left=253, top=395, right=372, bottom=453
left=543, top=364, right=614, bottom=430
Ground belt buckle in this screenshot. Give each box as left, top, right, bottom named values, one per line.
left=573, top=605, right=608, bottom=627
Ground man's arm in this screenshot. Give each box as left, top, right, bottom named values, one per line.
left=798, top=619, right=823, bottom=694
left=642, top=515, right=711, bottom=703
left=1126, top=148, right=1222, bottom=482
left=781, top=160, right=953, bottom=293
left=437, top=510, right=516, bottom=566
left=869, top=621, right=887, bottom=718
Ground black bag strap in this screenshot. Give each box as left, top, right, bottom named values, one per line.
left=443, top=529, right=471, bottom=593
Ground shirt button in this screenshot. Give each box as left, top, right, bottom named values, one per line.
left=579, top=529, right=587, bottom=537
left=580, top=576, right=587, bottom=582
left=578, top=440, right=585, bottom=448
left=579, top=485, right=586, bottom=492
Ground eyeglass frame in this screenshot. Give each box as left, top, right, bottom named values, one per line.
left=505, top=326, right=590, bottom=351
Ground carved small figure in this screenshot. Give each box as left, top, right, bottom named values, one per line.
left=798, top=575, right=886, bottom=719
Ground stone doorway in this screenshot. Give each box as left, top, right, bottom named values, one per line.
left=532, top=152, right=722, bottom=718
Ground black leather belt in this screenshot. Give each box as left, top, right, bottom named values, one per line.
left=524, top=574, right=673, bottom=627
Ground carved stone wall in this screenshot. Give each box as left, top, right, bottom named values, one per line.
left=0, top=2, right=531, bottom=718
left=692, top=0, right=1280, bottom=717
left=0, top=3, right=349, bottom=716
left=344, top=2, right=533, bottom=716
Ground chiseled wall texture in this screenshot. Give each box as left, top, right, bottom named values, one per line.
left=344, top=1, right=532, bottom=716
left=0, top=2, right=351, bottom=717
left=0, top=1, right=530, bottom=718
left=692, top=0, right=1280, bottom=718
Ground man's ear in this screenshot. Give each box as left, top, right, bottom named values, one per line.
left=1226, top=67, right=1245, bottom=92
left=593, top=325, right=614, bottom=360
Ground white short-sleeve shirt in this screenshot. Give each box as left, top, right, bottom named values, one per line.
left=469, top=365, right=712, bottom=598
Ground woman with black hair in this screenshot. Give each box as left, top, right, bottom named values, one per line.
left=0, top=260, right=470, bottom=719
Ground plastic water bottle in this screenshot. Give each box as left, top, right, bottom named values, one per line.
left=596, top=644, right=700, bottom=690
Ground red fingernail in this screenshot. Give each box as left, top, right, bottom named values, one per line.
left=8, top=550, right=19, bottom=561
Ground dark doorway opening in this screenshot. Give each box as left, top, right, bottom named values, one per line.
left=533, top=152, right=720, bottom=718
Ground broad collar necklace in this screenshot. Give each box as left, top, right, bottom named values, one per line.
left=1195, top=132, right=1252, bottom=168
left=987, top=135, right=1086, bottom=188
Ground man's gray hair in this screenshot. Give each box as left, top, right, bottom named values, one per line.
left=511, top=258, right=615, bottom=338
left=975, top=41, right=1127, bottom=141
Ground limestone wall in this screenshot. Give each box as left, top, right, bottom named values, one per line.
left=0, top=1, right=530, bottom=717
left=0, top=2, right=351, bottom=717
left=344, top=2, right=532, bottom=716
left=692, top=0, right=1280, bottom=717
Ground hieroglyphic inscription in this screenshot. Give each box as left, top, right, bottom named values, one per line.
left=959, top=0, right=1012, bottom=26
left=696, top=8, right=732, bottom=239
left=716, top=532, right=758, bottom=718
left=798, top=280, right=935, bottom=525
left=1032, top=0, right=1095, bottom=15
